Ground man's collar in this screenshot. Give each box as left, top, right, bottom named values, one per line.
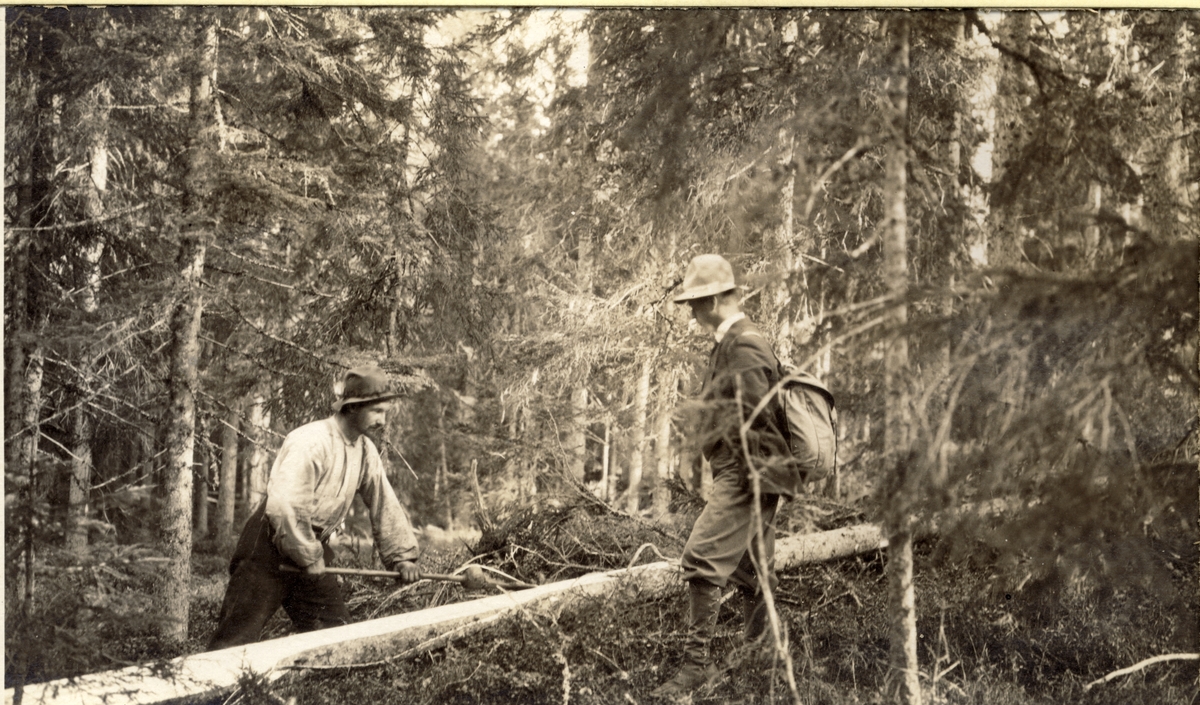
left=331, top=414, right=361, bottom=445
left=714, top=312, right=746, bottom=343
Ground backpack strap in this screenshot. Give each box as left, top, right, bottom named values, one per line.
left=739, top=330, right=832, bottom=402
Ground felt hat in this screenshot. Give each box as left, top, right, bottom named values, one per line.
left=331, top=365, right=402, bottom=412
left=672, top=254, right=738, bottom=303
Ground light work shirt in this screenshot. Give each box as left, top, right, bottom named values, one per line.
left=264, top=417, right=418, bottom=569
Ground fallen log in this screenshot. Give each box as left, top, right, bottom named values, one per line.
left=6, top=522, right=885, bottom=705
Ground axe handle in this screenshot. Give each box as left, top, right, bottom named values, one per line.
left=278, top=564, right=532, bottom=589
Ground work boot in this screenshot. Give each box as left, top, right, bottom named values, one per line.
left=652, top=579, right=722, bottom=700
left=741, top=588, right=769, bottom=642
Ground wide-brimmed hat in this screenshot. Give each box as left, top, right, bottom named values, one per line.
left=331, top=365, right=402, bottom=412
left=672, top=254, right=738, bottom=303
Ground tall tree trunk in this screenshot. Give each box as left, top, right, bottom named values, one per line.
left=215, top=402, right=239, bottom=550
left=626, top=357, right=651, bottom=513
left=568, top=386, right=588, bottom=484
left=8, top=21, right=58, bottom=697
left=159, top=16, right=219, bottom=644
left=568, top=227, right=594, bottom=485
left=194, top=413, right=210, bottom=540
left=985, top=11, right=1035, bottom=268
left=882, top=15, right=920, bottom=705
left=67, top=84, right=111, bottom=556
left=247, top=394, right=270, bottom=509
left=67, top=378, right=94, bottom=557
left=12, top=344, right=45, bottom=705
left=770, top=130, right=798, bottom=363
left=1084, top=180, right=1103, bottom=266
left=652, top=369, right=675, bottom=515
left=437, top=406, right=453, bottom=526
left=1160, top=14, right=1193, bottom=232
left=388, top=92, right=416, bottom=357
left=600, top=422, right=611, bottom=500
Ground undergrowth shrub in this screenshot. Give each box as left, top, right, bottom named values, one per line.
left=271, top=522, right=1196, bottom=705
left=15, top=478, right=1196, bottom=705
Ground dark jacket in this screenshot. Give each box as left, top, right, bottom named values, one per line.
left=699, top=317, right=801, bottom=499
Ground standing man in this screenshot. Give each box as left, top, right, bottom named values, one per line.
left=208, top=365, right=421, bottom=650
left=654, top=255, right=801, bottom=698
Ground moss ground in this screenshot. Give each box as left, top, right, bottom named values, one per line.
left=8, top=492, right=1196, bottom=705
left=257, top=495, right=1195, bottom=705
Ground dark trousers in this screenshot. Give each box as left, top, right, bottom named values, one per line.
left=207, top=504, right=350, bottom=650
left=680, top=466, right=780, bottom=594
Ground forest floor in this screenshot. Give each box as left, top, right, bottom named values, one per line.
left=6, top=487, right=1197, bottom=705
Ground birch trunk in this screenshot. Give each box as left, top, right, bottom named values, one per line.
left=67, top=363, right=95, bottom=557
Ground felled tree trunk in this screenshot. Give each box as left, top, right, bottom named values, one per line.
left=10, top=523, right=886, bottom=705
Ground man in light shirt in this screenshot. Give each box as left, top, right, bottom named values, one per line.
left=654, top=255, right=798, bottom=698
left=208, top=365, right=420, bottom=650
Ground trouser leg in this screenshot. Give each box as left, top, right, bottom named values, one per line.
left=208, top=503, right=350, bottom=648
left=730, top=494, right=779, bottom=641
left=681, top=469, right=780, bottom=591
left=681, top=468, right=781, bottom=644
left=281, top=542, right=350, bottom=632
left=208, top=505, right=286, bottom=650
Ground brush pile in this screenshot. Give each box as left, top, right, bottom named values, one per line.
left=471, top=492, right=689, bottom=585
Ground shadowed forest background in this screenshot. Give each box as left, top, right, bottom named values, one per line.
left=5, top=8, right=1197, bottom=705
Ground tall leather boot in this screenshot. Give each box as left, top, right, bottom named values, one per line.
left=652, top=579, right=722, bottom=699
left=741, top=587, right=769, bottom=642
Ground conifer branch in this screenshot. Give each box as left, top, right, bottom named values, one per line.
left=205, top=264, right=335, bottom=298
left=6, top=204, right=147, bottom=233
left=225, top=298, right=340, bottom=367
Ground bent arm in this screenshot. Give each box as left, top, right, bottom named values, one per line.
left=359, top=451, right=420, bottom=569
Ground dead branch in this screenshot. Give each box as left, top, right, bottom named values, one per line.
left=1083, top=653, right=1199, bottom=691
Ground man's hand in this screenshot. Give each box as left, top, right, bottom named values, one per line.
left=392, top=561, right=420, bottom=584
left=303, top=556, right=327, bottom=578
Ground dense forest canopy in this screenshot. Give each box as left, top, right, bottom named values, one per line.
left=5, top=7, right=1196, bottom=703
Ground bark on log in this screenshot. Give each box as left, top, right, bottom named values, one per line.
left=6, top=523, right=885, bottom=705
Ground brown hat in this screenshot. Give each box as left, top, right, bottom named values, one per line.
left=672, top=254, right=738, bottom=303
left=331, top=365, right=402, bottom=412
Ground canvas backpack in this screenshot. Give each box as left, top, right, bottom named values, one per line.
left=739, top=330, right=838, bottom=484
left=775, top=362, right=838, bottom=485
